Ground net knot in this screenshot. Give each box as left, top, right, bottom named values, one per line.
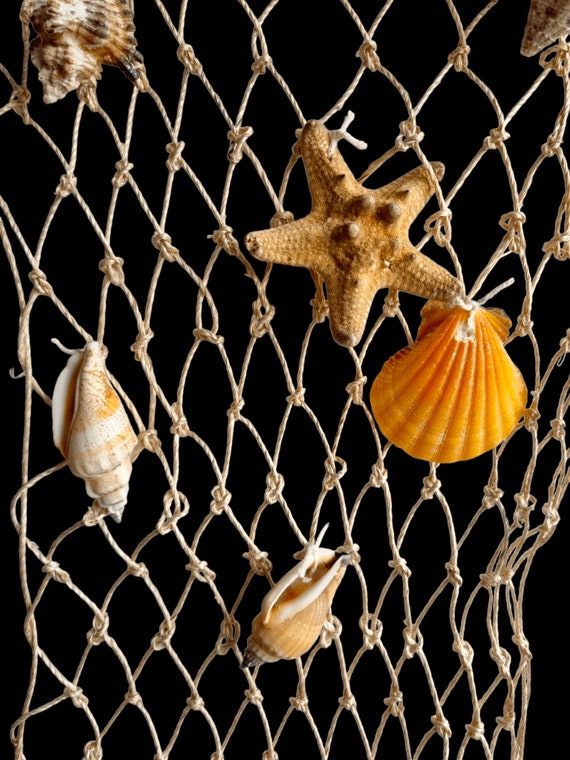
left=56, top=173, right=77, bottom=198
left=209, top=226, right=240, bottom=255
left=42, top=560, right=70, bottom=584
left=210, top=484, right=232, bottom=514
left=431, top=711, right=452, bottom=738
left=550, top=416, right=566, bottom=441
left=9, top=86, right=31, bottom=122
left=125, top=689, right=143, bottom=708
left=252, top=55, right=272, bottom=74
left=83, top=740, right=103, bottom=760
left=262, top=751, right=278, bottom=760
left=338, top=690, right=357, bottom=711
left=242, top=548, right=272, bottom=577
left=453, top=638, right=474, bottom=669
left=217, top=616, right=240, bottom=654
left=479, top=571, right=503, bottom=588
left=320, top=614, right=342, bottom=647
left=369, top=461, right=388, bottom=487
left=445, top=562, right=463, bottom=586
left=227, top=396, right=245, bottom=419
left=388, top=555, right=411, bottom=578
left=127, top=561, right=148, bottom=578
left=360, top=613, right=383, bottom=649
left=64, top=685, right=89, bottom=709
left=87, top=612, right=110, bottom=645
left=112, top=159, right=133, bottom=187
left=28, top=268, right=53, bottom=298
left=250, top=298, right=275, bottom=338
left=484, top=126, right=510, bottom=150
left=512, top=630, right=532, bottom=659
left=514, top=311, right=533, bottom=338
left=403, top=626, right=423, bottom=657
left=187, top=694, right=205, bottom=711
left=322, top=455, right=347, bottom=491
left=177, top=44, right=202, bottom=75
left=539, top=40, right=570, bottom=76
left=514, top=491, right=536, bottom=525
left=346, top=376, right=367, bottom=405
left=227, top=126, right=253, bottom=164
left=539, top=504, right=560, bottom=542
left=152, top=231, right=179, bottom=261
left=193, top=327, right=224, bottom=344
left=490, top=646, right=511, bottom=678
left=541, top=132, right=563, bottom=157
left=140, top=428, right=161, bottom=453
left=482, top=484, right=504, bottom=508
left=382, top=290, right=400, bottom=317
left=496, top=709, right=515, bottom=732
left=448, top=43, right=470, bottom=72
left=424, top=208, right=452, bottom=246
left=421, top=472, right=441, bottom=499
left=245, top=687, right=264, bottom=706
left=165, top=141, right=186, bottom=172
left=152, top=619, right=176, bottom=650
left=289, top=695, right=309, bottom=712
left=543, top=230, right=570, bottom=260
left=270, top=210, right=295, bottom=227
left=383, top=687, right=404, bottom=716
left=264, top=471, right=285, bottom=503
left=170, top=402, right=190, bottom=437
left=310, top=289, right=329, bottom=323
left=157, top=490, right=190, bottom=533
left=396, top=119, right=424, bottom=151
left=499, top=211, right=526, bottom=253
left=286, top=386, right=306, bottom=406
left=186, top=557, right=216, bottom=583
left=98, top=256, right=125, bottom=286
left=131, top=327, right=154, bottom=360
left=77, top=80, right=99, bottom=110
left=465, top=720, right=485, bottom=741
left=357, top=39, right=381, bottom=71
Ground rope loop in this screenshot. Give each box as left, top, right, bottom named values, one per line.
left=227, top=126, right=253, bottom=164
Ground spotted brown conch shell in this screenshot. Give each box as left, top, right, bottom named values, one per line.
left=241, top=526, right=349, bottom=667
left=21, top=0, right=148, bottom=103
left=52, top=340, right=138, bottom=522
left=370, top=300, right=528, bottom=463
left=521, top=0, right=570, bottom=56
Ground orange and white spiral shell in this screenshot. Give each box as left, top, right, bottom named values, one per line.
left=52, top=340, right=138, bottom=521
left=241, top=526, right=349, bottom=667
left=21, top=0, right=147, bottom=103
left=370, top=300, right=528, bottom=463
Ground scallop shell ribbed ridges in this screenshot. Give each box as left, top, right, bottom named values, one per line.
left=370, top=301, right=528, bottom=463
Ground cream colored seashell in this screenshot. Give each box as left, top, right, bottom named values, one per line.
left=521, top=0, right=570, bottom=56
left=21, top=0, right=148, bottom=103
left=369, top=301, right=528, bottom=463
left=241, top=526, right=349, bottom=667
left=52, top=340, right=138, bottom=522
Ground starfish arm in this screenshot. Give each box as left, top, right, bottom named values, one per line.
left=298, top=120, right=365, bottom=214
left=245, top=218, right=329, bottom=267
left=374, top=162, right=445, bottom=225
left=323, top=272, right=385, bottom=348
left=390, top=246, right=463, bottom=302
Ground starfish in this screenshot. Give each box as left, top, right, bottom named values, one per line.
left=245, top=119, right=463, bottom=347
left=521, top=0, right=570, bottom=56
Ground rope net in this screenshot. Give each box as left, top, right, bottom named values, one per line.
left=4, top=0, right=568, bottom=758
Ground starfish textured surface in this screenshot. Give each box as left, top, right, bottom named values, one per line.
left=245, top=120, right=463, bottom=347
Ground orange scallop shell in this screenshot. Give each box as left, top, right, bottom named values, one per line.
left=370, top=301, right=528, bottom=463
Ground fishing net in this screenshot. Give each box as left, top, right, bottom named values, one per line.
left=4, top=0, right=568, bottom=758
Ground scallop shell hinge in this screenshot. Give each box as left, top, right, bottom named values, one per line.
left=52, top=340, right=139, bottom=522
left=370, top=301, right=528, bottom=463
left=241, top=526, right=350, bottom=667
left=21, top=0, right=148, bottom=103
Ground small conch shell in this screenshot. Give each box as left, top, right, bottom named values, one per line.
left=52, top=340, right=138, bottom=522
left=521, top=0, right=570, bottom=56
left=241, top=526, right=349, bottom=667
left=369, top=300, right=528, bottom=463
left=20, top=0, right=148, bottom=103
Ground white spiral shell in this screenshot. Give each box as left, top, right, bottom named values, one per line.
left=52, top=340, right=138, bottom=522
left=241, top=526, right=349, bottom=667
left=21, top=0, right=147, bottom=103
